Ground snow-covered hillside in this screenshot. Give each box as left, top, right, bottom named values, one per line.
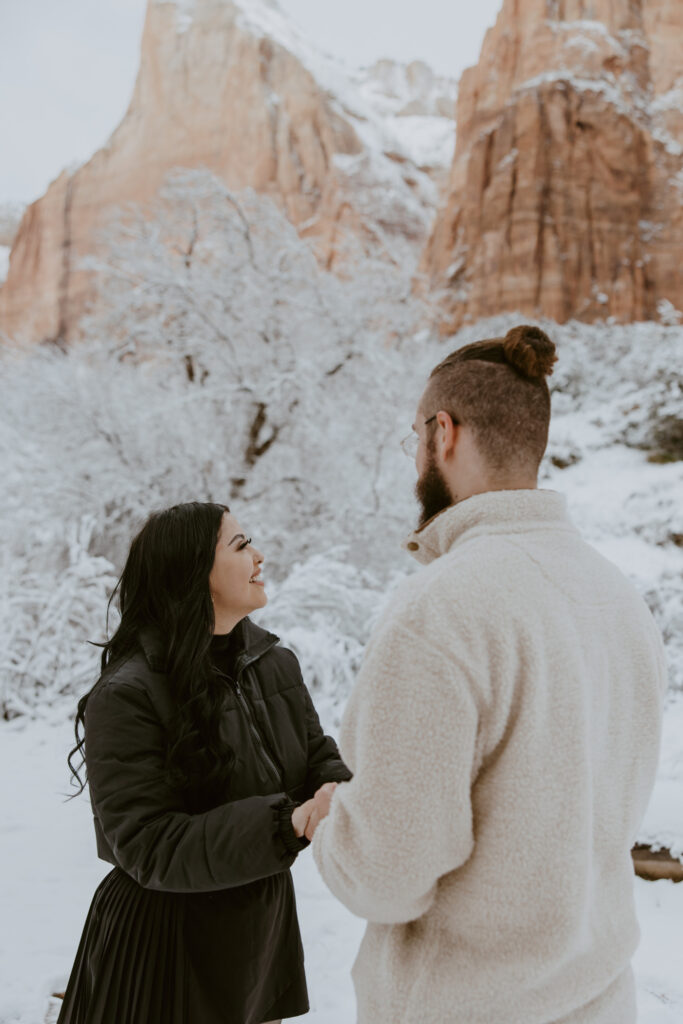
left=166, top=0, right=458, bottom=177
left=352, top=59, right=457, bottom=170
left=223, top=0, right=458, bottom=216
left=205, top=0, right=459, bottom=165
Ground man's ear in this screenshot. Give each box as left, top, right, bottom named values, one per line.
left=435, top=410, right=459, bottom=459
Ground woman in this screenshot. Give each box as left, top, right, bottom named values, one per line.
left=60, top=501, right=351, bottom=1024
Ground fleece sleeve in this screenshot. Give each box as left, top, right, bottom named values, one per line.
left=312, top=624, right=479, bottom=924
left=85, top=679, right=303, bottom=892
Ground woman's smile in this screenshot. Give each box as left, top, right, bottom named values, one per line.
left=209, top=512, right=268, bottom=633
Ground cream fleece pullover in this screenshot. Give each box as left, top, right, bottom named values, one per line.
left=312, top=489, right=667, bottom=1024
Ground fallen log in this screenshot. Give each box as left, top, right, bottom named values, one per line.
left=632, top=844, right=683, bottom=882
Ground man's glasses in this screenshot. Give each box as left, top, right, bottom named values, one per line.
left=400, top=415, right=437, bottom=458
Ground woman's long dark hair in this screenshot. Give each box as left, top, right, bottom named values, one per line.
left=68, top=501, right=237, bottom=811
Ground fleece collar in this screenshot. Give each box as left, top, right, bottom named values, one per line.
left=402, top=488, right=573, bottom=565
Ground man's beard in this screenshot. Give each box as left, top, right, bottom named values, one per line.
left=415, top=447, right=454, bottom=526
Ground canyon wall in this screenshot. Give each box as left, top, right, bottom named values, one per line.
left=423, top=0, right=683, bottom=327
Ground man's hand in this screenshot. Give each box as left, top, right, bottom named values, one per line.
left=291, top=798, right=316, bottom=838
left=304, top=782, right=338, bottom=841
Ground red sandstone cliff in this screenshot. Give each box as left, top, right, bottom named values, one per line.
left=423, top=0, right=683, bottom=327
left=0, top=0, right=455, bottom=345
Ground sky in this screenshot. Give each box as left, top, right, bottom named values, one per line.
left=0, top=0, right=503, bottom=207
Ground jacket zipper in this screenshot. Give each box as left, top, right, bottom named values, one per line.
left=219, top=643, right=283, bottom=787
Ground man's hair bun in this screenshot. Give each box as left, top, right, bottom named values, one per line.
left=503, top=325, right=557, bottom=381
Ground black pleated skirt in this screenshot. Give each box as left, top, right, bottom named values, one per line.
left=57, top=867, right=309, bottom=1024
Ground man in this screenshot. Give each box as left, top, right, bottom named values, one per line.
left=306, top=325, right=667, bottom=1023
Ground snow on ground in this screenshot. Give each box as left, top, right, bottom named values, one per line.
left=378, top=114, right=455, bottom=169
left=638, top=695, right=683, bottom=861
left=0, top=714, right=681, bottom=1024
left=546, top=441, right=683, bottom=859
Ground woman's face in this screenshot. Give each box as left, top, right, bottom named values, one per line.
left=208, top=512, right=267, bottom=633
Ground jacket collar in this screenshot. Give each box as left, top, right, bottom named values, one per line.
left=138, top=616, right=279, bottom=674
left=402, top=488, right=573, bottom=566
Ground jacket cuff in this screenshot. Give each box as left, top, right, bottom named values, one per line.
left=325, top=766, right=353, bottom=783
left=276, top=799, right=307, bottom=855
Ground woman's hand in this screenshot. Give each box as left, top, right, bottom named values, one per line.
left=291, top=799, right=316, bottom=838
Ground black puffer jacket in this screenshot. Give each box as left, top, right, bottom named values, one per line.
left=85, top=617, right=352, bottom=892
left=62, top=617, right=352, bottom=1024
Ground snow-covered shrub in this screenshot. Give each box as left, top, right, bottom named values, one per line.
left=0, top=516, right=118, bottom=718
left=641, top=574, right=683, bottom=691
left=656, top=298, right=682, bottom=327
left=614, top=368, right=683, bottom=463
left=74, top=169, right=430, bottom=563
left=256, top=550, right=389, bottom=713
left=639, top=412, right=683, bottom=464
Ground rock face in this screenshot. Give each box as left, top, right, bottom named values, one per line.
left=0, top=0, right=455, bottom=345
left=424, top=0, right=683, bottom=327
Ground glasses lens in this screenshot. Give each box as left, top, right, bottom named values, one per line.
left=401, top=434, right=418, bottom=457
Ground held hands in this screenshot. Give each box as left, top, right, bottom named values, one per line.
left=290, top=782, right=339, bottom=842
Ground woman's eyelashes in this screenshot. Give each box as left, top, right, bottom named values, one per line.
left=237, top=537, right=252, bottom=551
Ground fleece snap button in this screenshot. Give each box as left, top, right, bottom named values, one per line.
left=406, top=542, right=420, bottom=551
